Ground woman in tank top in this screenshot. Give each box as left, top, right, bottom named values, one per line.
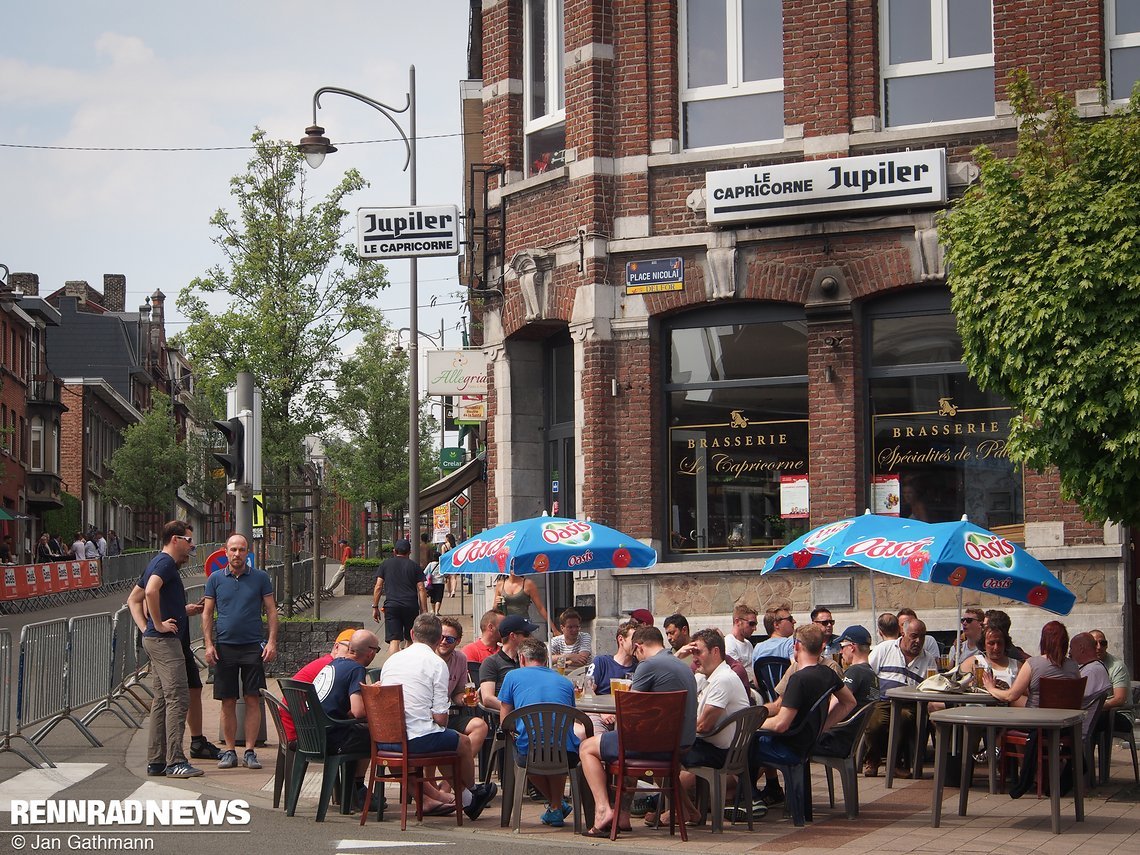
left=961, top=627, right=1020, bottom=692
left=494, top=569, right=556, bottom=634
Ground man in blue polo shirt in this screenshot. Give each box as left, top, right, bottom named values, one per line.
left=203, top=533, right=278, bottom=771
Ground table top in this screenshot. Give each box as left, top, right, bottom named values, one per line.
left=886, top=686, right=1002, bottom=705
left=575, top=693, right=616, bottom=714
left=930, top=706, right=1085, bottom=728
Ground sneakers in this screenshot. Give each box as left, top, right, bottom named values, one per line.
left=540, top=805, right=566, bottom=827
left=164, top=762, right=204, bottom=778
left=725, top=802, right=768, bottom=822
left=243, top=749, right=262, bottom=769
left=756, top=784, right=784, bottom=806
left=146, top=763, right=166, bottom=777
left=526, top=782, right=544, bottom=801
left=463, top=782, right=498, bottom=821
left=217, top=749, right=238, bottom=769
left=189, top=738, right=221, bottom=760
left=560, top=798, right=573, bottom=819
left=630, top=793, right=658, bottom=817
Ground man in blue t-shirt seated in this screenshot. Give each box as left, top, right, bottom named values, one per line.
left=499, top=638, right=579, bottom=827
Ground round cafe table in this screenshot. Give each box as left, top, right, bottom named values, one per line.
left=884, top=685, right=1001, bottom=788
left=575, top=693, right=616, bottom=715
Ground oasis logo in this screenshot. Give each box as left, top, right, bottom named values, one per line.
left=845, top=536, right=935, bottom=560
left=451, top=533, right=516, bottom=566
left=963, top=533, right=1015, bottom=570
left=804, top=520, right=855, bottom=548
left=981, top=577, right=1014, bottom=590
left=541, top=521, right=593, bottom=545
left=567, top=551, right=594, bottom=567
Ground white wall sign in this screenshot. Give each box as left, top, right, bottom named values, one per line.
left=425, top=350, right=488, bottom=395
left=356, top=205, right=460, bottom=259
left=706, top=149, right=946, bottom=224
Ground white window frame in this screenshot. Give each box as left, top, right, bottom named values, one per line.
left=523, top=0, right=565, bottom=138
left=879, top=0, right=994, bottom=127
left=1107, top=0, right=1140, bottom=101
left=30, top=417, right=44, bottom=472
left=679, top=0, right=784, bottom=149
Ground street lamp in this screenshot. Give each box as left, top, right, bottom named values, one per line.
left=298, top=67, right=421, bottom=541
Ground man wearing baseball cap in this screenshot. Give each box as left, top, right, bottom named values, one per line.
left=279, top=628, right=359, bottom=744
left=478, top=614, right=538, bottom=712
left=627, top=608, right=654, bottom=626
left=372, top=538, right=428, bottom=654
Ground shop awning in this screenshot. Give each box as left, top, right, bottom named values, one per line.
left=418, top=451, right=485, bottom=509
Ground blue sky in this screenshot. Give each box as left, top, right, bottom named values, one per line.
left=0, top=0, right=472, bottom=352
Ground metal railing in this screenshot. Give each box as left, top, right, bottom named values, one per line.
left=0, top=628, right=53, bottom=767
left=17, top=617, right=101, bottom=749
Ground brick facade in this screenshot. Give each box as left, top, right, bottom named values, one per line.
left=468, top=1, right=1130, bottom=649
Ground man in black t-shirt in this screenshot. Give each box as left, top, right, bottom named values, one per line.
left=750, top=625, right=855, bottom=802
left=371, top=538, right=428, bottom=653
left=478, top=614, right=537, bottom=711
left=815, top=625, right=877, bottom=758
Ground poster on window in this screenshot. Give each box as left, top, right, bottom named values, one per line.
left=872, top=474, right=901, bottom=516
left=433, top=505, right=451, bottom=544
left=779, top=475, right=809, bottom=519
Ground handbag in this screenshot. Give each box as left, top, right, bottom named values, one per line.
left=917, top=669, right=970, bottom=693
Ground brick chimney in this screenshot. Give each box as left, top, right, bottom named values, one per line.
left=8, top=272, right=39, bottom=296
left=150, top=289, right=165, bottom=322
left=103, top=274, right=126, bottom=312
left=64, top=280, right=88, bottom=303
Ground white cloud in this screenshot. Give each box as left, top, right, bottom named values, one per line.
left=93, top=32, right=156, bottom=66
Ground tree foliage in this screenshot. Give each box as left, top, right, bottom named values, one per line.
left=175, top=129, right=388, bottom=476
left=103, top=392, right=188, bottom=516
left=322, top=318, right=438, bottom=515
left=939, top=71, right=1140, bottom=525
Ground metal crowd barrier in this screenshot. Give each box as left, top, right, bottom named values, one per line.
left=73, top=613, right=138, bottom=731
left=0, top=628, right=53, bottom=767
left=18, top=617, right=102, bottom=749
left=267, top=558, right=315, bottom=612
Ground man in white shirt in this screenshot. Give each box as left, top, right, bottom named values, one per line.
left=895, top=608, right=941, bottom=661
left=725, top=604, right=757, bottom=670
left=380, top=614, right=497, bottom=820
left=671, top=629, right=750, bottom=826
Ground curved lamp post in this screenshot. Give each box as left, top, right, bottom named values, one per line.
left=298, top=67, right=421, bottom=540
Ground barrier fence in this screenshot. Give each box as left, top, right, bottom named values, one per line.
left=0, top=628, right=52, bottom=767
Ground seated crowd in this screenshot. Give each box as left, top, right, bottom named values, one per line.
left=276, top=599, right=1129, bottom=831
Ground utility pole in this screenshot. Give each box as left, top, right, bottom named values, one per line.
left=234, top=372, right=255, bottom=546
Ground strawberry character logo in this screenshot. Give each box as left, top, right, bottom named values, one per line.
left=948, top=566, right=968, bottom=586
left=612, top=546, right=632, bottom=568
left=792, top=548, right=814, bottom=569
left=1027, top=585, right=1049, bottom=607
left=904, top=550, right=931, bottom=579
left=492, top=548, right=510, bottom=575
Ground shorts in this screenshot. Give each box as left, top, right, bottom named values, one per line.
left=429, top=583, right=445, bottom=605
left=181, top=632, right=203, bottom=691
left=599, top=730, right=673, bottom=763
left=681, top=738, right=727, bottom=769
left=212, top=643, right=267, bottom=700
left=377, top=729, right=461, bottom=755
left=749, top=732, right=801, bottom=767
left=328, top=722, right=372, bottom=755
left=383, top=605, right=419, bottom=644
left=447, top=705, right=479, bottom=734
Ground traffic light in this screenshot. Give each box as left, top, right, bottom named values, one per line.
left=213, top=417, right=244, bottom=486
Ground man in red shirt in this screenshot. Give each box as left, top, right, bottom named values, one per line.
left=279, top=628, right=357, bottom=742
left=462, top=611, right=502, bottom=665
left=339, top=540, right=353, bottom=565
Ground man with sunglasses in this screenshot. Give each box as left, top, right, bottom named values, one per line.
left=811, top=607, right=841, bottom=656
left=437, top=617, right=490, bottom=752
left=954, top=608, right=986, bottom=665
left=752, top=605, right=796, bottom=662
left=726, top=604, right=758, bottom=667
left=1089, top=629, right=1135, bottom=737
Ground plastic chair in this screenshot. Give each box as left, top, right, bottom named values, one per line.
left=810, top=702, right=876, bottom=819
left=1000, top=675, right=1086, bottom=797
left=260, top=689, right=297, bottom=810
left=684, top=705, right=768, bottom=832
left=606, top=690, right=689, bottom=842
left=279, top=678, right=371, bottom=821
left=500, top=703, right=594, bottom=833
left=359, top=683, right=464, bottom=830
left=765, top=687, right=837, bottom=826
left=566, top=665, right=589, bottom=680
left=753, top=656, right=791, bottom=704
left=1096, top=706, right=1140, bottom=784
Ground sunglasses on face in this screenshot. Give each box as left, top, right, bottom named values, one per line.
left=1095, top=640, right=1108, bottom=647
left=816, top=619, right=835, bottom=626
left=743, top=619, right=758, bottom=627
left=961, top=617, right=979, bottom=624
left=173, top=534, right=194, bottom=544
left=440, top=635, right=458, bottom=644
left=777, top=615, right=794, bottom=624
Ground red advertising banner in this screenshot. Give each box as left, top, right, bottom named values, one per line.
left=0, top=560, right=102, bottom=602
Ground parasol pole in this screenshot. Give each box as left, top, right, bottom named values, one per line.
left=869, top=567, right=877, bottom=638
left=953, top=514, right=968, bottom=667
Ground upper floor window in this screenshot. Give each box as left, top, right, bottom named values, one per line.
left=524, top=0, right=565, bottom=176
left=681, top=0, right=784, bottom=149
left=30, top=417, right=44, bottom=472
left=1108, top=0, right=1140, bottom=100
left=880, top=0, right=994, bottom=127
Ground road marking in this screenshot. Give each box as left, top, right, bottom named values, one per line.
left=335, top=841, right=451, bottom=850
left=127, top=781, right=205, bottom=801
left=0, top=763, right=105, bottom=811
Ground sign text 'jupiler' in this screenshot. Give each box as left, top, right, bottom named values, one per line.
left=356, top=205, right=461, bottom=259
left=705, top=149, right=947, bottom=225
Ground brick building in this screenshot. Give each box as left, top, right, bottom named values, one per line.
left=465, top=1, right=1138, bottom=663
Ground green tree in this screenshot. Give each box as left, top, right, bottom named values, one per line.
left=939, top=72, right=1140, bottom=525
left=323, top=319, right=437, bottom=535
left=103, top=392, right=188, bottom=521
left=175, top=129, right=388, bottom=478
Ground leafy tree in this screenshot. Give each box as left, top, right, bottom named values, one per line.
left=323, top=319, right=438, bottom=536
left=175, top=129, right=388, bottom=478
left=103, top=392, right=188, bottom=520
left=939, top=71, right=1140, bottom=525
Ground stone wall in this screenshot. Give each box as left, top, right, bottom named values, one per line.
left=265, top=619, right=361, bottom=677
left=343, top=561, right=378, bottom=596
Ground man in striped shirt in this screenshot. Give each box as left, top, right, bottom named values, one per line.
left=864, top=618, right=937, bottom=778
left=549, top=608, right=592, bottom=668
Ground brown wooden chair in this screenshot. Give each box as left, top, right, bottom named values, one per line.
left=359, top=683, right=464, bottom=830
left=605, top=690, right=689, bottom=842
left=1000, top=675, right=1086, bottom=797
